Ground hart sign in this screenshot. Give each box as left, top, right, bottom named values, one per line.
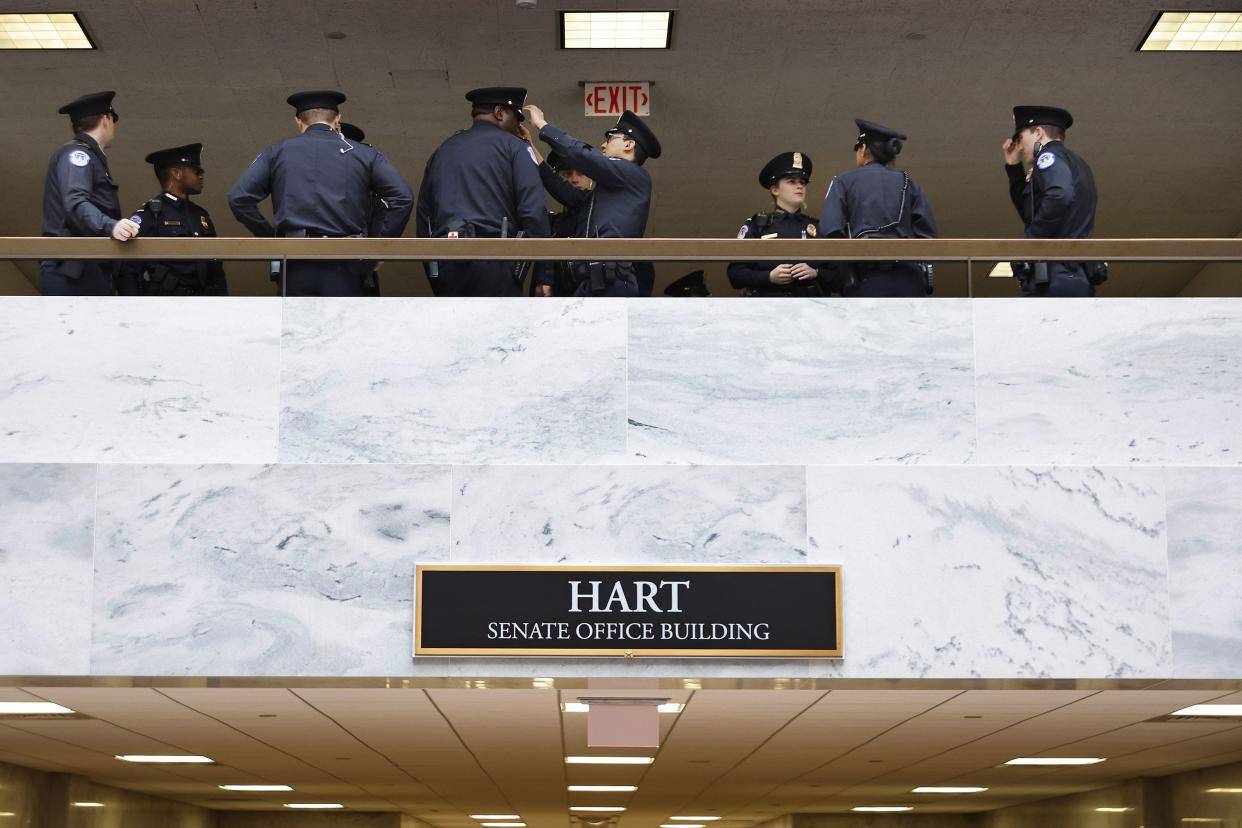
left=584, top=82, right=651, bottom=117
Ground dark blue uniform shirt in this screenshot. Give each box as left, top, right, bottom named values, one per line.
left=538, top=124, right=651, bottom=239
left=818, top=161, right=937, bottom=240
left=41, top=132, right=121, bottom=238
left=1006, top=140, right=1097, bottom=239
left=228, top=123, right=413, bottom=238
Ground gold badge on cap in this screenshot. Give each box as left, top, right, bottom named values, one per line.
left=793, top=152, right=803, bottom=169
left=806, top=223, right=817, bottom=237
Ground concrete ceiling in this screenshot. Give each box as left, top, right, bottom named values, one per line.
left=1, top=685, right=1242, bottom=826
left=2, top=0, right=1241, bottom=296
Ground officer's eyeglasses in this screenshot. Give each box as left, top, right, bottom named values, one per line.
left=604, top=131, right=628, bottom=142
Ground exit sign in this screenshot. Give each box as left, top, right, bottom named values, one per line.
left=584, top=81, right=651, bottom=117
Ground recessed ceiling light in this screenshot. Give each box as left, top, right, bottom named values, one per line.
left=116, top=755, right=214, bottom=764
left=912, top=787, right=989, bottom=794
left=561, top=702, right=684, bottom=713
left=1207, top=789, right=1242, bottom=794
left=284, top=804, right=344, bottom=810
left=219, top=785, right=294, bottom=792
left=560, top=11, right=673, bottom=49
left=670, top=818, right=721, bottom=822
left=1171, top=704, right=1242, bottom=717
left=852, top=806, right=913, bottom=813
left=1140, top=11, right=1242, bottom=51
left=566, top=756, right=654, bottom=765
left=1004, top=757, right=1105, bottom=766
left=570, top=807, right=627, bottom=813
left=0, top=702, right=76, bottom=714
left=0, top=12, right=93, bottom=49
left=72, top=803, right=104, bottom=808
left=989, top=262, right=1014, bottom=278
left=1096, top=807, right=1133, bottom=813
left=470, top=817, right=521, bottom=821
left=568, top=786, right=637, bottom=792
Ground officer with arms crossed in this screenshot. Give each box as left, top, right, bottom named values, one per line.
left=523, top=105, right=661, bottom=297
left=40, top=90, right=140, bottom=295
left=818, top=119, right=938, bottom=297
left=118, top=143, right=227, bottom=296
left=728, top=152, right=826, bottom=296
left=416, top=87, right=552, bottom=297
left=1002, top=105, right=1103, bottom=296
left=228, top=90, right=413, bottom=296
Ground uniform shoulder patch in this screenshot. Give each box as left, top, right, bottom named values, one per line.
left=806, top=223, right=818, bottom=238
left=526, top=145, right=539, bottom=165
left=737, top=223, right=751, bottom=239
left=1036, top=152, right=1056, bottom=170
left=68, top=150, right=90, bottom=167
left=200, top=215, right=210, bottom=230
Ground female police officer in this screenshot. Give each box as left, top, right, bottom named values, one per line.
left=818, top=119, right=938, bottom=297
left=728, top=152, right=826, bottom=296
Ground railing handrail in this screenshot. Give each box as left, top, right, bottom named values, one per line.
left=2, top=237, right=1241, bottom=262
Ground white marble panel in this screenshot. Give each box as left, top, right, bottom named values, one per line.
left=0, top=464, right=94, bottom=674
left=806, top=466, right=1171, bottom=678
left=975, top=299, right=1242, bottom=464
left=626, top=299, right=976, bottom=464
left=1167, top=467, right=1242, bottom=677
left=0, top=298, right=281, bottom=463
left=91, top=464, right=450, bottom=676
left=279, top=298, right=627, bottom=464
left=449, top=465, right=807, bottom=564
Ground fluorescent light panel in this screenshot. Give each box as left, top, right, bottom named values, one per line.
left=568, top=785, right=637, bottom=792
left=1096, top=807, right=1133, bottom=812
left=1172, top=704, right=1242, bottom=717
left=561, top=702, right=684, bottom=713
left=1207, top=788, right=1242, bottom=793
left=670, top=819, right=721, bottom=822
left=219, top=785, right=293, bottom=792
left=1004, top=757, right=1105, bottom=766
left=284, top=804, right=344, bottom=810
left=0, top=701, right=75, bottom=714
left=566, top=756, right=653, bottom=765
left=0, top=13, right=92, bottom=49
left=1140, top=11, right=1242, bottom=51
left=561, top=11, right=672, bottom=49
left=470, top=817, right=520, bottom=821
left=116, top=754, right=214, bottom=764
left=72, top=803, right=104, bottom=808
left=853, top=806, right=913, bottom=813
left=570, top=807, right=627, bottom=813
left=912, top=787, right=988, bottom=794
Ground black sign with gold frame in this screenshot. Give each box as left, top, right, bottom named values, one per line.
left=415, top=565, right=842, bottom=658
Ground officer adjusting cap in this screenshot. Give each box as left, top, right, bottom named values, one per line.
left=546, top=142, right=593, bottom=173
left=611, top=110, right=661, bottom=161
left=854, top=118, right=906, bottom=147
left=759, top=151, right=812, bottom=188
left=467, top=87, right=528, bottom=121
left=144, top=143, right=204, bottom=173
left=340, top=123, right=366, bottom=143
left=286, top=90, right=346, bottom=113
left=1012, top=105, right=1073, bottom=139
left=58, top=90, right=118, bottom=123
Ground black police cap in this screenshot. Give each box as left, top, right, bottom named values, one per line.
left=759, top=151, right=812, bottom=188
left=664, top=270, right=710, bottom=297
left=144, top=143, right=204, bottom=172
left=467, top=87, right=528, bottom=121
left=58, top=90, right=118, bottom=123
left=854, top=118, right=906, bottom=147
left=286, top=90, right=346, bottom=113
left=340, top=123, right=366, bottom=143
left=611, top=110, right=661, bottom=161
left=1012, top=105, right=1073, bottom=138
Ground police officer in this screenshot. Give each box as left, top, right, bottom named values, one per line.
left=341, top=122, right=383, bottom=296
left=729, top=152, right=826, bottom=296
left=527, top=142, right=595, bottom=296
left=416, top=87, right=551, bottom=297
left=1002, top=105, right=1102, bottom=297
left=228, top=90, right=413, bottom=297
left=819, top=119, right=938, bottom=297
left=117, top=144, right=227, bottom=296
left=523, top=106, right=661, bottom=297
left=40, top=91, right=139, bottom=295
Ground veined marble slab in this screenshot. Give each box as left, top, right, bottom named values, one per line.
left=0, top=464, right=94, bottom=674
left=0, top=298, right=281, bottom=463
left=626, top=299, right=976, bottom=464
left=1167, top=467, right=1242, bottom=677
left=91, top=464, right=450, bottom=676
left=975, top=299, right=1242, bottom=464
left=279, top=298, right=627, bottom=464
left=449, top=464, right=807, bottom=564
left=806, top=466, right=1170, bottom=679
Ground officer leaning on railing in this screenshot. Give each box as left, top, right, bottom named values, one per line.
left=1002, top=105, right=1107, bottom=297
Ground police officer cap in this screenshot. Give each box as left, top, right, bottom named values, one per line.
left=340, top=123, right=366, bottom=142
left=664, top=270, right=710, bottom=297
left=286, top=90, right=346, bottom=113
left=467, top=87, right=528, bottom=121
left=1012, top=105, right=1073, bottom=138
left=58, top=90, right=118, bottom=123
left=854, top=119, right=906, bottom=147
left=144, top=143, right=204, bottom=173
left=611, top=110, right=661, bottom=161
left=759, top=152, right=812, bottom=188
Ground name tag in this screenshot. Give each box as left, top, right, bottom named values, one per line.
left=161, top=220, right=182, bottom=226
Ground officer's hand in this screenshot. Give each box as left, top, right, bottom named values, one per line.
left=536, top=284, right=553, bottom=297
left=769, top=264, right=794, bottom=285
left=523, top=105, right=547, bottom=130
left=516, top=125, right=533, bottom=143
left=112, top=218, right=141, bottom=242
left=1002, top=137, right=1023, bottom=165
left=790, top=263, right=818, bottom=281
